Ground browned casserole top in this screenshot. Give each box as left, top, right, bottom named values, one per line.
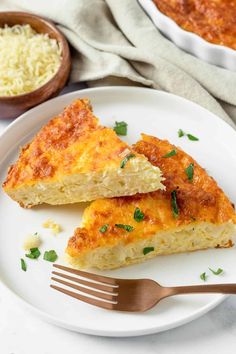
left=67, top=134, right=236, bottom=256
left=3, top=98, right=141, bottom=191
left=153, top=0, right=236, bottom=50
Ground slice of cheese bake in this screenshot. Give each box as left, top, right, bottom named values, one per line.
left=2, top=100, right=164, bottom=207
left=66, top=134, right=236, bottom=270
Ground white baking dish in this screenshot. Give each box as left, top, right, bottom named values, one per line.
left=139, top=0, right=236, bottom=71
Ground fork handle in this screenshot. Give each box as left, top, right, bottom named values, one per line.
left=168, top=284, right=236, bottom=296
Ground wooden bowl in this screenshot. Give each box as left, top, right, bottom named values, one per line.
left=0, top=12, right=71, bottom=119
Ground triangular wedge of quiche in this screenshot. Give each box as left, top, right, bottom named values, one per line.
left=3, top=100, right=164, bottom=207
left=66, top=134, right=236, bottom=270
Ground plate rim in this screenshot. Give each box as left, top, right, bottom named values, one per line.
left=0, top=279, right=227, bottom=337
left=0, top=86, right=235, bottom=337
left=1, top=86, right=235, bottom=143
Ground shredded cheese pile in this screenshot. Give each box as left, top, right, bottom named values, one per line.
left=0, top=24, right=62, bottom=96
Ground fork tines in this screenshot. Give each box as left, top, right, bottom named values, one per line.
left=50, top=264, right=119, bottom=310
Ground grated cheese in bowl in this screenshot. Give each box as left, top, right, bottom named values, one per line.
left=0, top=24, right=62, bottom=96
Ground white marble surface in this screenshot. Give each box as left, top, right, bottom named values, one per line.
left=0, top=84, right=236, bottom=354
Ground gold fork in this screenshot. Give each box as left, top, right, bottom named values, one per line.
left=51, top=264, right=236, bottom=312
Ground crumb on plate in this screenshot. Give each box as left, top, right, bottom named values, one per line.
left=23, top=233, right=41, bottom=250
left=42, top=219, right=62, bottom=234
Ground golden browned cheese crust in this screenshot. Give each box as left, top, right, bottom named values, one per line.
left=153, top=0, right=236, bottom=50
left=67, top=134, right=236, bottom=256
left=3, top=99, right=141, bottom=191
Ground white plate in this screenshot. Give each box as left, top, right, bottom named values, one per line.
left=0, top=87, right=236, bottom=337
left=139, top=0, right=236, bottom=71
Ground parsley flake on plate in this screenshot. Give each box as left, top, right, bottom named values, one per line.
left=134, top=207, right=145, bottom=222
left=178, top=129, right=199, bottom=141
left=115, top=224, right=134, bottom=232
left=25, top=247, right=41, bottom=259
left=162, top=149, right=177, bottom=158
left=99, top=224, right=109, bottom=233
left=187, top=134, right=199, bottom=141
left=178, top=129, right=185, bottom=138
left=120, top=153, right=135, bottom=168
left=113, top=121, right=128, bottom=136
left=171, top=190, right=179, bottom=218
left=209, top=268, right=224, bottom=275
left=185, top=163, right=194, bottom=181
left=143, top=247, right=154, bottom=255
left=21, top=258, right=27, bottom=272
left=200, top=272, right=207, bottom=281
left=43, top=250, right=58, bottom=262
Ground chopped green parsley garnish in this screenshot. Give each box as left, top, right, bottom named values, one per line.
left=171, top=190, right=179, bottom=218
left=25, top=247, right=41, bottom=259
left=134, top=207, right=145, bottom=222
left=178, top=129, right=185, bottom=138
left=209, top=268, right=224, bottom=275
left=187, top=134, right=199, bottom=141
left=178, top=129, right=199, bottom=141
left=162, top=149, right=177, bottom=158
left=113, top=121, right=128, bottom=136
left=143, top=247, right=154, bottom=255
left=200, top=272, right=207, bottom=281
left=99, top=224, right=109, bottom=233
left=115, top=224, right=134, bottom=232
left=21, top=258, right=27, bottom=272
left=43, top=250, right=58, bottom=262
left=120, top=153, right=135, bottom=168
left=185, top=163, right=194, bottom=181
